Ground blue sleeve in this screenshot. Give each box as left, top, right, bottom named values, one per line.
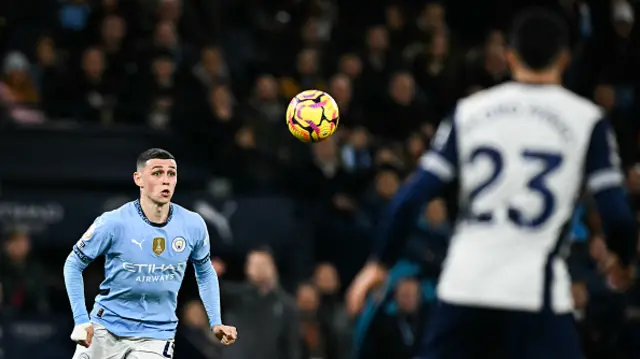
left=190, top=216, right=211, bottom=264
left=63, top=215, right=114, bottom=325
left=585, top=119, right=637, bottom=266
left=191, top=215, right=222, bottom=327
left=194, top=261, right=223, bottom=328
left=372, top=118, right=458, bottom=267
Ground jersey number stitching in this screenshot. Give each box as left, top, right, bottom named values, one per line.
left=466, top=146, right=563, bottom=228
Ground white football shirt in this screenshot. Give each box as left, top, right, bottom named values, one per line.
left=420, top=82, right=623, bottom=313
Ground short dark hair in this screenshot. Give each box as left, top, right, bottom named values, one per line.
left=509, top=7, right=569, bottom=70
left=136, top=148, right=175, bottom=169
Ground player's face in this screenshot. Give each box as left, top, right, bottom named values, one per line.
left=134, top=158, right=177, bottom=204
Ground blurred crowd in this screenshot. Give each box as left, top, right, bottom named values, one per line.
left=1, top=0, right=640, bottom=358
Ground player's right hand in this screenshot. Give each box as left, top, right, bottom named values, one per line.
left=70, top=322, right=94, bottom=348
left=346, top=261, right=387, bottom=317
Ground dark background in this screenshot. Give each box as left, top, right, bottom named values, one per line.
left=0, top=0, right=639, bottom=359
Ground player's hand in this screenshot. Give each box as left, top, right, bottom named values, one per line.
left=213, top=324, right=237, bottom=345
left=604, top=255, right=635, bottom=291
left=70, top=322, right=94, bottom=348
left=346, top=261, right=387, bottom=317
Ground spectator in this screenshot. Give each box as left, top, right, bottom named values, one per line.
left=0, top=230, right=50, bottom=314
left=1, top=51, right=45, bottom=124
left=463, top=38, right=510, bottom=94
left=191, top=46, right=231, bottom=94
left=220, top=247, right=301, bottom=359
left=280, top=48, right=328, bottom=100
left=360, top=26, right=399, bottom=102
left=313, top=263, right=352, bottom=359
left=2, top=52, right=39, bottom=105
left=99, top=14, right=135, bottom=81
left=245, top=74, right=287, bottom=150
left=385, top=4, right=412, bottom=53
left=341, top=126, right=373, bottom=174
left=329, top=73, right=364, bottom=127
left=364, top=278, right=428, bottom=359
left=175, top=299, right=223, bottom=359
left=297, top=282, right=334, bottom=359
left=31, top=36, right=67, bottom=118
left=68, top=46, right=119, bottom=123
left=369, top=72, right=429, bottom=141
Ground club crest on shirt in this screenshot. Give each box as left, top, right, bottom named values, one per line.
left=82, top=223, right=96, bottom=241
left=79, top=353, right=90, bottom=359
left=152, top=237, right=166, bottom=255
left=172, top=237, right=186, bottom=253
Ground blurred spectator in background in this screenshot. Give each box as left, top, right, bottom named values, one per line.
left=329, top=74, right=364, bottom=128
left=364, top=278, right=428, bottom=359
left=245, top=74, right=288, bottom=152
left=297, top=282, right=333, bottom=359
left=221, top=247, right=301, bottom=359
left=281, top=48, right=328, bottom=100
left=0, top=229, right=50, bottom=314
left=313, top=262, right=352, bottom=359
left=99, top=14, right=135, bottom=81
left=175, top=299, right=223, bottom=359
left=69, top=46, right=119, bottom=123
left=0, top=51, right=45, bottom=124
left=191, top=46, right=231, bottom=94
left=32, top=36, right=66, bottom=118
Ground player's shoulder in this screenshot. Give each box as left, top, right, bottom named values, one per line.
left=455, top=82, right=603, bottom=125
left=171, top=202, right=207, bottom=230
left=550, top=87, right=603, bottom=123
left=94, top=201, right=136, bottom=229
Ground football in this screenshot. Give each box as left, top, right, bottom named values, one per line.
left=286, top=90, right=340, bottom=143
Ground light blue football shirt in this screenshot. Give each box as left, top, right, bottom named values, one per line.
left=63, top=200, right=221, bottom=340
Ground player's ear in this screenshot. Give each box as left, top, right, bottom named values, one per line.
left=133, top=171, right=143, bottom=188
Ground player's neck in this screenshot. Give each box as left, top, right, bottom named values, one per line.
left=139, top=196, right=171, bottom=224
left=511, top=67, right=562, bottom=85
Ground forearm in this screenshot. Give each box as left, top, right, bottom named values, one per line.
left=63, top=253, right=90, bottom=325
left=193, top=260, right=222, bottom=327
left=372, top=167, right=448, bottom=267
left=592, top=187, right=637, bottom=266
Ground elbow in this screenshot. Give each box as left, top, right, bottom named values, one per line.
left=63, top=253, right=85, bottom=276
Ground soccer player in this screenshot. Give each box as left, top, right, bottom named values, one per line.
left=347, top=8, right=637, bottom=359
left=64, top=148, right=237, bottom=359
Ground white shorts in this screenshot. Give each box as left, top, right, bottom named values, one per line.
left=72, top=323, right=175, bottom=359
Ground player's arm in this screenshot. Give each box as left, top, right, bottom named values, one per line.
left=584, top=118, right=638, bottom=276
left=346, top=119, right=457, bottom=316
left=191, top=216, right=237, bottom=345
left=63, top=215, right=114, bottom=345
left=371, top=119, right=458, bottom=268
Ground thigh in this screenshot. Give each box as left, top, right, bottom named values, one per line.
left=419, top=301, right=491, bottom=359
left=72, top=324, right=128, bottom=359
left=125, top=339, right=175, bottom=359
left=503, top=311, right=582, bottom=359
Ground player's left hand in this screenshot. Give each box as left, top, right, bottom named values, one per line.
left=346, top=261, right=388, bottom=317
left=213, top=324, right=237, bottom=345
left=604, top=254, right=636, bottom=291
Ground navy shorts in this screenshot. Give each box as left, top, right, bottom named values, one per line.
left=419, top=300, right=582, bottom=359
